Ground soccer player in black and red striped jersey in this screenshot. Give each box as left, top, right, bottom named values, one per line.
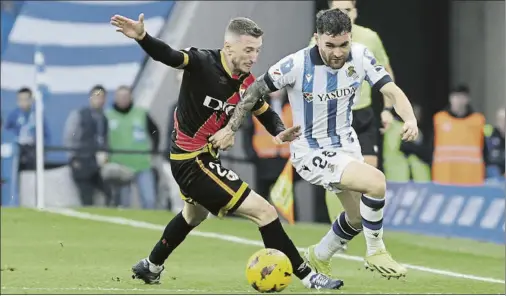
left=111, top=13, right=343, bottom=289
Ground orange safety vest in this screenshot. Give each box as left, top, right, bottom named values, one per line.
left=252, top=103, right=292, bottom=159
left=432, top=111, right=485, bottom=185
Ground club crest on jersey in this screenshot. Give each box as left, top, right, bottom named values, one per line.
left=346, top=66, right=359, bottom=80
left=303, top=92, right=314, bottom=103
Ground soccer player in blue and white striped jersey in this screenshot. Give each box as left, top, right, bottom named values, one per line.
left=212, top=9, right=419, bottom=280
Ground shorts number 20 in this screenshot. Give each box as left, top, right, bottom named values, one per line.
left=209, top=162, right=239, bottom=181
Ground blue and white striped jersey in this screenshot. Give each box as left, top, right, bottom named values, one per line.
left=264, top=43, right=392, bottom=154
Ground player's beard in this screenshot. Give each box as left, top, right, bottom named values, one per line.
left=319, top=49, right=345, bottom=70
left=331, top=58, right=346, bottom=69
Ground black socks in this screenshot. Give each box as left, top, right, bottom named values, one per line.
left=259, top=218, right=312, bottom=279
left=148, top=212, right=196, bottom=265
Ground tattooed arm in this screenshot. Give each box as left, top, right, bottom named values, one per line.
left=228, top=75, right=273, bottom=132
left=210, top=53, right=301, bottom=150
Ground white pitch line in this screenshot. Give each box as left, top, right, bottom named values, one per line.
left=0, top=286, right=338, bottom=294
left=1, top=286, right=206, bottom=293
left=41, top=208, right=505, bottom=285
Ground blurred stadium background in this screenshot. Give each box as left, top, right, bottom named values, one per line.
left=1, top=0, right=504, bottom=294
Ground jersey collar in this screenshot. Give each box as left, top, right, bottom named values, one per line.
left=310, top=45, right=354, bottom=66
left=310, top=45, right=325, bottom=65
left=219, top=50, right=250, bottom=81
left=220, top=50, right=233, bottom=77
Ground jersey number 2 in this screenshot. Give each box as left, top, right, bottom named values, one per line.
left=312, top=151, right=336, bottom=169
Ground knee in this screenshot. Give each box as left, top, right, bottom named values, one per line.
left=256, top=203, right=279, bottom=226
left=366, top=170, right=386, bottom=198
left=235, top=191, right=279, bottom=226
left=182, top=205, right=208, bottom=226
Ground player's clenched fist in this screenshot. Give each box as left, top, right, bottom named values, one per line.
left=210, top=126, right=235, bottom=151
left=401, top=120, right=418, bottom=142
left=111, top=13, right=146, bottom=40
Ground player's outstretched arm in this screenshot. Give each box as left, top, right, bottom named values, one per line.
left=210, top=75, right=301, bottom=150
left=227, top=51, right=299, bottom=134
left=361, top=46, right=417, bottom=141
left=111, top=13, right=187, bottom=68
left=209, top=76, right=272, bottom=150
left=210, top=54, right=300, bottom=150
left=370, top=31, right=395, bottom=131
left=379, top=82, right=418, bottom=142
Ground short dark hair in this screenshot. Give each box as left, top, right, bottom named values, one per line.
left=226, top=17, right=263, bottom=38
left=327, top=0, right=356, bottom=9
left=316, top=9, right=352, bottom=36
left=17, top=87, right=32, bottom=96
left=89, top=84, right=106, bottom=96
left=451, top=84, right=470, bottom=94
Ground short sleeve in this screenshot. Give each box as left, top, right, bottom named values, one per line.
left=264, top=54, right=299, bottom=91
left=362, top=47, right=392, bottom=90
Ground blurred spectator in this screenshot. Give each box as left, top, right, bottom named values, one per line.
left=432, top=85, right=486, bottom=185
left=242, top=89, right=294, bottom=200
left=5, top=87, right=51, bottom=170
left=484, top=107, right=505, bottom=178
left=383, top=104, right=431, bottom=182
left=105, top=85, right=159, bottom=209
left=63, top=85, right=111, bottom=206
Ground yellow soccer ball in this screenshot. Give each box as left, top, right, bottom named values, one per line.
left=245, top=248, right=293, bottom=293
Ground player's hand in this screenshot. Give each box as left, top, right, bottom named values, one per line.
left=111, top=13, right=146, bottom=40
left=379, top=109, right=394, bottom=134
left=209, top=126, right=235, bottom=151
left=401, top=120, right=418, bottom=142
left=274, top=125, right=302, bottom=144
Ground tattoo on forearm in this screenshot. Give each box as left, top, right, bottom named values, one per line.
left=228, top=75, right=272, bottom=132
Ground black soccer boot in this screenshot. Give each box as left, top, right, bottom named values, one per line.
left=131, top=258, right=164, bottom=284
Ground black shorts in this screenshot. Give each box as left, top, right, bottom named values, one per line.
left=352, top=106, right=378, bottom=156
left=170, top=148, right=251, bottom=217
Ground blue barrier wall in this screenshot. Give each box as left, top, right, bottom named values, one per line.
left=384, top=182, right=505, bottom=244
left=1, top=1, right=174, bottom=164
